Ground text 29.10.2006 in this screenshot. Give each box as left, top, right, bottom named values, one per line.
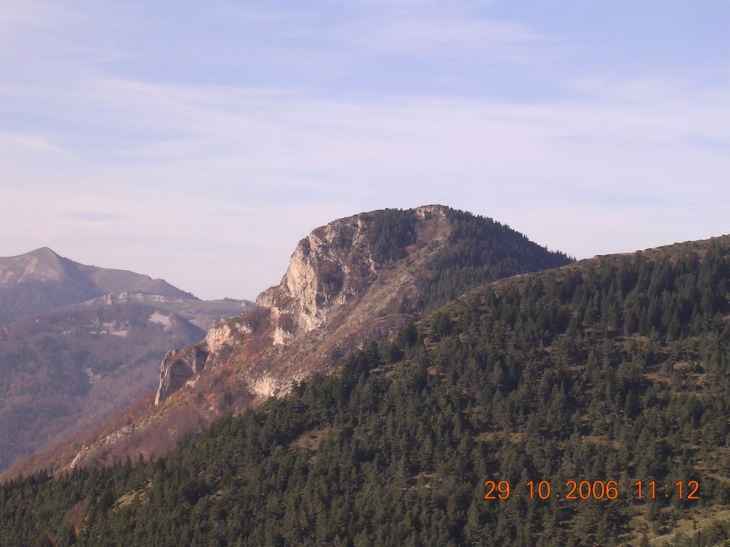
left=484, top=480, right=700, bottom=501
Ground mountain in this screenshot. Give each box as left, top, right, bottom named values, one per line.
left=6, top=205, right=572, bottom=475
left=0, top=247, right=195, bottom=327
left=2, top=233, right=730, bottom=546
left=0, top=249, right=253, bottom=473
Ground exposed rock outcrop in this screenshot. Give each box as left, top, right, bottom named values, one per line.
left=154, top=207, right=431, bottom=404
left=155, top=346, right=210, bottom=405
left=255, top=213, right=380, bottom=342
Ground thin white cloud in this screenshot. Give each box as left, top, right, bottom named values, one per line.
left=0, top=132, right=67, bottom=155
left=335, top=14, right=550, bottom=63
left=0, top=0, right=67, bottom=36
left=206, top=5, right=298, bottom=25
left=0, top=0, right=85, bottom=66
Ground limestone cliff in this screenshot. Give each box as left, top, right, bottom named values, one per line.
left=255, top=213, right=380, bottom=344
left=154, top=346, right=209, bottom=405
left=154, top=205, right=448, bottom=405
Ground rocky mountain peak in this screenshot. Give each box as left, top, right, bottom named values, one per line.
left=10, top=206, right=571, bottom=474
left=153, top=207, right=453, bottom=404
left=262, top=204, right=449, bottom=339
left=0, top=248, right=200, bottom=328
left=0, top=249, right=250, bottom=475
left=0, top=247, right=83, bottom=285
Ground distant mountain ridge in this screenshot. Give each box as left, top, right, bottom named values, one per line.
left=0, top=247, right=195, bottom=327
left=0, top=248, right=252, bottom=473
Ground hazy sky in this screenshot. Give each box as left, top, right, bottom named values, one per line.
left=1, top=1, right=728, bottom=300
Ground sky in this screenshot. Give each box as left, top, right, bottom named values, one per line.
left=1, top=0, right=728, bottom=300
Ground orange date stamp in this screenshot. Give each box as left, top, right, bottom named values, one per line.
left=484, top=480, right=700, bottom=501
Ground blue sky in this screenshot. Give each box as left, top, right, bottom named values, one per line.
left=1, top=1, right=728, bottom=300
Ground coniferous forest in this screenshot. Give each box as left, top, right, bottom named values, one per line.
left=3, top=237, right=730, bottom=546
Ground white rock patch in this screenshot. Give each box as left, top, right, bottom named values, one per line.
left=250, top=374, right=281, bottom=398
left=84, top=367, right=102, bottom=384
left=149, top=311, right=172, bottom=329
left=101, top=321, right=129, bottom=337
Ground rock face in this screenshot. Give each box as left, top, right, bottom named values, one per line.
left=155, top=346, right=210, bottom=405
left=256, top=213, right=380, bottom=344
left=154, top=207, right=425, bottom=405
left=150, top=204, right=573, bottom=409
left=7, top=205, right=574, bottom=476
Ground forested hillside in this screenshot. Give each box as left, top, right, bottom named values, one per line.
left=415, top=207, right=573, bottom=312
left=2, top=236, right=730, bottom=546
left=365, top=207, right=573, bottom=313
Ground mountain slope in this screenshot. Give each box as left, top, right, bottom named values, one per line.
left=2, top=234, right=730, bottom=546
left=0, top=301, right=205, bottom=471
left=81, top=293, right=254, bottom=331
left=10, top=205, right=572, bottom=475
